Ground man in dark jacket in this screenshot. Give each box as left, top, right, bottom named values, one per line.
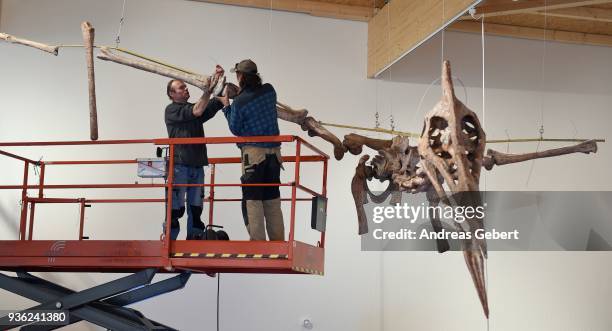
left=165, top=66, right=224, bottom=240
left=217, top=59, right=284, bottom=241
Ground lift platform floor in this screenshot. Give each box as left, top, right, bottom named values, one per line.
left=0, top=240, right=324, bottom=275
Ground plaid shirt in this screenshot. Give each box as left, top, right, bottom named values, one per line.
left=223, top=83, right=280, bottom=148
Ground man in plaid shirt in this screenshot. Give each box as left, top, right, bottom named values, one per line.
left=217, top=59, right=284, bottom=241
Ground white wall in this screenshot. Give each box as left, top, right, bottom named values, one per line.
left=0, top=1, right=610, bottom=330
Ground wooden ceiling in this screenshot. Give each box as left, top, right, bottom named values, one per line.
left=190, top=0, right=385, bottom=21
left=191, top=0, right=612, bottom=76
left=193, top=0, right=612, bottom=28
left=451, top=0, right=612, bottom=49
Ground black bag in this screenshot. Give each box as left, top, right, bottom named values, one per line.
left=201, top=224, right=230, bottom=241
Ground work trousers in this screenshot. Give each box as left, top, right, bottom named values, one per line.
left=166, top=164, right=205, bottom=240
left=240, top=146, right=285, bottom=241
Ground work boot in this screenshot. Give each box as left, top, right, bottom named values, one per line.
left=170, top=218, right=180, bottom=240
left=187, top=205, right=205, bottom=240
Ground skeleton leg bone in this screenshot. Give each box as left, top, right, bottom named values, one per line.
left=97, top=47, right=211, bottom=90
left=425, top=188, right=450, bottom=253
left=301, top=116, right=348, bottom=160
left=0, top=32, right=59, bottom=55
left=342, top=133, right=392, bottom=155
left=482, top=140, right=598, bottom=170
left=351, top=155, right=371, bottom=235
left=81, top=22, right=98, bottom=141
left=276, top=102, right=308, bottom=123
left=99, top=47, right=220, bottom=93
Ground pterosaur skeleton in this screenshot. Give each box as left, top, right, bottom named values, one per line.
left=1, top=27, right=600, bottom=319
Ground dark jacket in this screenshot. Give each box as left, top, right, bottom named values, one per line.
left=222, top=83, right=280, bottom=148
left=165, top=98, right=223, bottom=166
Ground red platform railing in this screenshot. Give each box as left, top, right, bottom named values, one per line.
left=0, top=135, right=329, bottom=273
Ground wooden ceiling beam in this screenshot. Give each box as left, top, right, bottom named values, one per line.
left=373, top=0, right=386, bottom=9
left=474, top=0, right=612, bottom=17
left=367, top=0, right=482, bottom=77
left=190, top=0, right=376, bottom=21
left=533, top=6, right=612, bottom=22
left=450, top=20, right=612, bottom=46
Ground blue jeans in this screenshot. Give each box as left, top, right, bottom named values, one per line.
left=167, top=164, right=205, bottom=239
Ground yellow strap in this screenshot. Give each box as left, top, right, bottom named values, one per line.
left=57, top=44, right=196, bottom=74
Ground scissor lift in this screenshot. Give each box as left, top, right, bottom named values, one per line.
left=0, top=135, right=329, bottom=330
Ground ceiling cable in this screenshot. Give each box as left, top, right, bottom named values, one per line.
left=115, top=0, right=127, bottom=48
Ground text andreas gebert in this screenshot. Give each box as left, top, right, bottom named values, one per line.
left=370, top=203, right=519, bottom=241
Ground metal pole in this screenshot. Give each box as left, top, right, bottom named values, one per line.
left=79, top=199, right=86, bottom=240
left=19, top=162, right=29, bottom=240
left=208, top=164, right=215, bottom=226
left=486, top=137, right=606, bottom=143
left=289, top=140, right=301, bottom=243
left=318, top=121, right=421, bottom=138
left=164, top=145, right=175, bottom=256
left=317, top=122, right=606, bottom=144
left=28, top=163, right=45, bottom=240
left=27, top=203, right=35, bottom=241
left=320, top=159, right=328, bottom=248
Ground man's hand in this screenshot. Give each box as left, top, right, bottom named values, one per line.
left=211, top=65, right=224, bottom=86
left=193, top=77, right=212, bottom=117
left=216, top=93, right=230, bottom=108
left=224, top=83, right=240, bottom=99
left=214, top=64, right=224, bottom=78
left=209, top=65, right=226, bottom=95
left=202, top=76, right=212, bottom=92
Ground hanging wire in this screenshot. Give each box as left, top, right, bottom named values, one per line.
left=387, top=4, right=394, bottom=134
left=268, top=0, right=273, bottom=60
left=479, top=12, right=491, bottom=331
left=372, top=3, right=381, bottom=141
left=413, top=75, right=469, bottom=124
left=388, top=68, right=394, bottom=133
left=525, top=139, right=542, bottom=187
left=504, top=130, right=511, bottom=153
left=217, top=274, right=221, bottom=331
left=375, top=73, right=380, bottom=129
left=409, top=0, right=469, bottom=128
left=58, top=44, right=196, bottom=74
left=441, top=0, right=445, bottom=64
left=376, top=2, right=385, bottom=328
left=481, top=13, right=486, bottom=137
left=480, top=12, right=486, bottom=191
left=539, top=1, right=547, bottom=133
left=115, top=0, right=127, bottom=48
left=526, top=0, right=548, bottom=187
left=570, top=120, right=578, bottom=140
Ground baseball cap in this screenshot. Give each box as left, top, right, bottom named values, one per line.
left=230, top=59, right=258, bottom=74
